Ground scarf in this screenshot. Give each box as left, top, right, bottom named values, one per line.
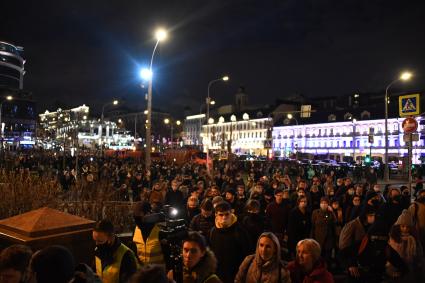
left=389, top=234, right=417, bottom=263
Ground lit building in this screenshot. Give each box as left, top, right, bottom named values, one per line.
left=201, top=112, right=273, bottom=156
left=183, top=114, right=205, bottom=146
left=273, top=117, right=424, bottom=164
left=0, top=41, right=25, bottom=89
left=1, top=41, right=36, bottom=148
left=39, top=105, right=134, bottom=150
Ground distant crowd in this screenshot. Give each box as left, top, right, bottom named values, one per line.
left=1, top=150, right=425, bottom=283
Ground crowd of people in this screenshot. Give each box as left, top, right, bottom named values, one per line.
left=1, top=150, right=425, bottom=283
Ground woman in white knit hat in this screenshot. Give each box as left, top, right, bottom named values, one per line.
left=386, top=209, right=424, bottom=282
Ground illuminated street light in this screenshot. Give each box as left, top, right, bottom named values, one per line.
left=287, top=113, right=298, bottom=125
left=384, top=71, right=413, bottom=182
left=164, top=118, right=170, bottom=124
left=155, top=28, right=167, bottom=41
left=176, top=120, right=181, bottom=126
left=140, top=68, right=153, bottom=81
left=206, top=75, right=229, bottom=174
left=210, top=100, right=216, bottom=105
left=145, top=28, right=168, bottom=170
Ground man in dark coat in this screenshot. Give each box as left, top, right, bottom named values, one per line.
left=209, top=201, right=251, bottom=283
left=265, top=189, right=291, bottom=239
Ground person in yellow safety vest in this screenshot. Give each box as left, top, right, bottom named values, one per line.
left=132, top=201, right=166, bottom=266
left=93, top=219, right=139, bottom=283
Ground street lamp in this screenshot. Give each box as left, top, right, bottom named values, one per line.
left=287, top=113, right=298, bottom=125
left=0, top=96, right=12, bottom=158
left=206, top=76, right=229, bottom=174
left=101, top=100, right=119, bottom=123
left=164, top=118, right=181, bottom=148
left=144, top=27, right=167, bottom=170
left=384, top=71, right=412, bottom=182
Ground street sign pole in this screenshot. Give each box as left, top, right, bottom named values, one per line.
left=408, top=133, right=413, bottom=197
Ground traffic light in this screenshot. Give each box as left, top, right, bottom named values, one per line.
left=364, top=155, right=371, bottom=164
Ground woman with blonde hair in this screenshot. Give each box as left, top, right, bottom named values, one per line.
left=235, top=232, right=291, bottom=283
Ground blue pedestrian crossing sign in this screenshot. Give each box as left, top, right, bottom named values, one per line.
left=399, top=93, right=420, bottom=117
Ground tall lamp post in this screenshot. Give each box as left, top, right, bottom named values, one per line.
left=142, top=28, right=167, bottom=171
left=0, top=95, right=13, bottom=138
left=100, top=99, right=118, bottom=154
left=205, top=76, right=229, bottom=174
left=384, top=71, right=412, bottom=182
left=164, top=118, right=181, bottom=148
left=0, top=95, right=13, bottom=162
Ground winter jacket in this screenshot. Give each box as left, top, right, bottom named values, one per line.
left=235, top=232, right=291, bottom=283
left=408, top=200, right=425, bottom=253
left=177, top=249, right=223, bottom=283
left=311, top=208, right=336, bottom=251
left=265, top=200, right=291, bottom=235
left=287, top=259, right=334, bottom=283
left=287, top=207, right=311, bottom=255
left=209, top=214, right=251, bottom=283
left=190, top=213, right=215, bottom=239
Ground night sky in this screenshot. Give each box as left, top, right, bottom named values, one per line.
left=2, top=0, right=425, bottom=117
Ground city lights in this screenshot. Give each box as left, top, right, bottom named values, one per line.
left=140, top=68, right=153, bottom=81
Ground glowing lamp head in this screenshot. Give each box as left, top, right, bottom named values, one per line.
left=210, top=100, right=216, bottom=105
left=208, top=118, right=214, bottom=124
left=140, top=68, right=153, bottom=80
left=176, top=120, right=181, bottom=126
left=222, top=76, right=229, bottom=81
left=155, top=29, right=167, bottom=41
left=6, top=96, right=13, bottom=101
left=113, top=100, right=118, bottom=105
left=170, top=207, right=178, bottom=217
left=400, top=72, right=412, bottom=81
left=164, top=118, right=170, bottom=124
left=287, top=113, right=293, bottom=119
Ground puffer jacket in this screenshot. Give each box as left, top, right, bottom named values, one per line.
left=182, top=249, right=222, bottom=283
left=234, top=232, right=291, bottom=283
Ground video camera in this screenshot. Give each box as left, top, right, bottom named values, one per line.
left=158, top=205, right=187, bottom=283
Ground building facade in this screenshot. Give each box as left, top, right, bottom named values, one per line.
left=273, top=117, right=424, bottom=164
left=0, top=41, right=25, bottom=89
left=183, top=114, right=205, bottom=146
left=201, top=112, right=273, bottom=156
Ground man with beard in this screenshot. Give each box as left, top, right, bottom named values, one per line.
left=93, top=219, right=138, bottom=283
left=209, top=201, right=251, bottom=283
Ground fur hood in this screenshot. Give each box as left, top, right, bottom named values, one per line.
left=184, top=248, right=218, bottom=283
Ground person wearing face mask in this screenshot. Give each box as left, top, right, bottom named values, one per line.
left=287, top=196, right=311, bottom=258
left=93, top=219, right=138, bottom=283
left=408, top=189, right=425, bottom=254
left=311, top=197, right=336, bottom=264
left=209, top=201, right=251, bottom=283
left=339, top=206, right=377, bottom=282
left=190, top=199, right=215, bottom=240
left=344, top=195, right=362, bottom=223
left=235, top=232, right=291, bottom=283
left=241, top=200, right=269, bottom=253
left=375, top=188, right=404, bottom=234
